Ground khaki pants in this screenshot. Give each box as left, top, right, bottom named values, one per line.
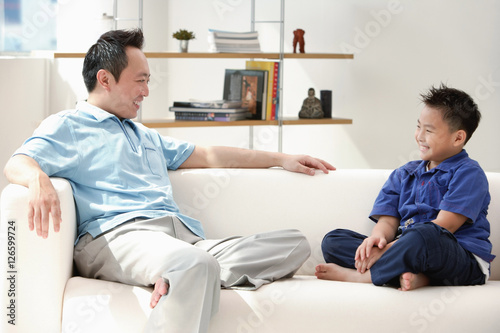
left=74, top=216, right=310, bottom=333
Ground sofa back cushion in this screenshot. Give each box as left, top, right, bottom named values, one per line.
left=170, top=169, right=500, bottom=280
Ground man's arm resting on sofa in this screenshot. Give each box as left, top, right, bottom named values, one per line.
left=180, top=146, right=335, bottom=176
left=4, top=154, right=61, bottom=238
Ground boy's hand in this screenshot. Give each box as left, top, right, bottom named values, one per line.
left=354, top=236, right=389, bottom=273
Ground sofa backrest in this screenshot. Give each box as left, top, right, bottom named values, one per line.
left=170, top=169, right=500, bottom=280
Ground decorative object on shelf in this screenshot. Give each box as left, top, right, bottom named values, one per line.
left=320, top=90, right=332, bottom=118
left=298, top=88, right=323, bottom=119
left=172, top=29, right=195, bottom=52
left=293, top=29, right=305, bottom=53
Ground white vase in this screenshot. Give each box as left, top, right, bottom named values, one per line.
left=179, top=40, right=189, bottom=53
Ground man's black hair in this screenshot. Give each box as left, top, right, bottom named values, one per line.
left=82, top=28, right=144, bottom=92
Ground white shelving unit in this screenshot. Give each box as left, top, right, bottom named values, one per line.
left=53, top=0, right=353, bottom=152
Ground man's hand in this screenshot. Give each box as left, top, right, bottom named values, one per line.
left=281, top=154, right=336, bottom=176
left=4, top=154, right=62, bottom=239
left=28, top=176, right=62, bottom=238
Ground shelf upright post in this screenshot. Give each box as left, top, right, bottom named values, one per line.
left=249, top=0, right=285, bottom=152
left=248, top=0, right=256, bottom=150
left=277, top=0, right=285, bottom=153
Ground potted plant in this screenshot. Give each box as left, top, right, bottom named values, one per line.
left=172, top=29, right=195, bottom=53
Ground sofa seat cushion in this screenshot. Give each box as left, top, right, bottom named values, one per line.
left=62, top=275, right=500, bottom=333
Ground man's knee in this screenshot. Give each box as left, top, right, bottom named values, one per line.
left=189, top=247, right=220, bottom=272
left=168, top=246, right=220, bottom=281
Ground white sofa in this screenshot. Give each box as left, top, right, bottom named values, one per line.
left=2, top=168, right=500, bottom=333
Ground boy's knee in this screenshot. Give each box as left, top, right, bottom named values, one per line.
left=403, top=222, right=446, bottom=240
left=321, top=229, right=355, bottom=251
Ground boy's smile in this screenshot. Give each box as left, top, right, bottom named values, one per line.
left=415, top=106, right=465, bottom=169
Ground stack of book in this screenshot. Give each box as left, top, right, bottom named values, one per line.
left=170, top=60, right=281, bottom=122
left=169, top=101, right=250, bottom=122
left=208, top=29, right=261, bottom=53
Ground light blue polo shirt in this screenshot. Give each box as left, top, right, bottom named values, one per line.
left=14, top=101, right=204, bottom=243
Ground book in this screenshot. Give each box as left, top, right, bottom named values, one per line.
left=208, top=29, right=261, bottom=53
left=173, top=111, right=250, bottom=122
left=169, top=106, right=249, bottom=114
left=222, top=69, right=268, bottom=120
left=246, top=60, right=280, bottom=120
left=208, top=29, right=259, bottom=39
left=172, top=100, right=243, bottom=109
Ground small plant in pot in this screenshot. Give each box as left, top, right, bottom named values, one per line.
left=172, top=29, right=195, bottom=52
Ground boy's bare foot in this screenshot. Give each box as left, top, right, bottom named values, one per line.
left=150, top=278, right=169, bottom=308
left=399, top=272, right=430, bottom=291
left=315, top=263, right=371, bottom=283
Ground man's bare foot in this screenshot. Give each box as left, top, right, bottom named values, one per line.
left=150, top=278, right=169, bottom=308
left=315, top=263, right=371, bottom=283
left=399, top=272, right=430, bottom=291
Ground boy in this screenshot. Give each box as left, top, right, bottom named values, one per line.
left=316, top=84, right=494, bottom=291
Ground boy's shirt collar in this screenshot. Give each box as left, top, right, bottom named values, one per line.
left=404, top=150, right=468, bottom=175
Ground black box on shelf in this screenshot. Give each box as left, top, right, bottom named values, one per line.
left=320, top=90, right=332, bottom=118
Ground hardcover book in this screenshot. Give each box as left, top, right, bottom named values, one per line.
left=245, top=60, right=279, bottom=120
left=208, top=29, right=261, bottom=53
left=222, top=69, right=268, bottom=120
left=169, top=106, right=249, bottom=114
left=173, top=111, right=250, bottom=122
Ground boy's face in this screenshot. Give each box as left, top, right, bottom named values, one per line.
left=415, top=106, right=465, bottom=169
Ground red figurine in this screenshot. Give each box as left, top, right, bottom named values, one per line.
left=293, top=29, right=305, bottom=53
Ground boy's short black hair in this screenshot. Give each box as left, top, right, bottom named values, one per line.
left=420, top=84, right=481, bottom=145
left=83, top=28, right=145, bottom=93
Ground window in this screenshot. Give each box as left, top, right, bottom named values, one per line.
left=1, top=0, right=57, bottom=53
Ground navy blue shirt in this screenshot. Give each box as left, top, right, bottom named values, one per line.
left=370, top=150, right=494, bottom=263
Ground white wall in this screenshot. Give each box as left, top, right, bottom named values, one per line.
left=0, top=58, right=50, bottom=190
left=1, top=0, right=499, bottom=190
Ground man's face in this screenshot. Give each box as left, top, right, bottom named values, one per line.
left=108, top=46, right=150, bottom=120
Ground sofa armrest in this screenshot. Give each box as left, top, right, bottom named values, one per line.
left=1, top=178, right=76, bottom=333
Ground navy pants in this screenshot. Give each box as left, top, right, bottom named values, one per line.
left=321, top=222, right=486, bottom=286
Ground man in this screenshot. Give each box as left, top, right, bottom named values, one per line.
left=4, top=29, right=335, bottom=332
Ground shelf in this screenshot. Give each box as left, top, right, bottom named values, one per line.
left=53, top=52, right=354, bottom=60
left=141, top=117, right=352, bottom=128
left=282, top=117, right=353, bottom=125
